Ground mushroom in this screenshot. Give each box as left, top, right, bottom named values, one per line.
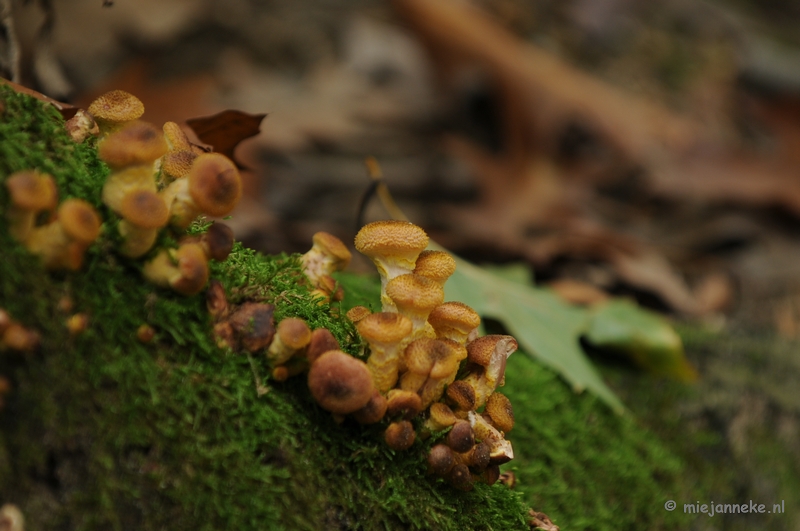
left=410, top=338, right=465, bottom=409
left=65, top=109, right=99, bottom=143
left=385, top=273, right=443, bottom=340
left=159, top=149, right=197, bottom=183
left=305, top=328, right=340, bottom=365
left=356, top=312, right=413, bottom=392
left=102, top=165, right=158, bottom=214
left=25, top=199, right=102, bottom=270
left=117, top=189, right=169, bottom=258
left=1, top=322, right=40, bottom=352
left=137, top=324, right=156, bottom=343
left=457, top=439, right=491, bottom=472
left=162, top=121, right=192, bottom=151
left=413, top=250, right=456, bottom=287
left=385, top=389, right=423, bottom=419
left=428, top=302, right=481, bottom=346
left=0, top=503, right=24, bottom=531
left=446, top=419, right=475, bottom=453
left=427, top=444, right=455, bottom=476
left=161, top=153, right=242, bottom=228
left=484, top=392, right=514, bottom=433
left=352, top=389, right=388, bottom=424
left=445, top=380, right=477, bottom=412
left=142, top=242, right=209, bottom=295
left=309, top=275, right=344, bottom=304
left=5, top=170, right=58, bottom=242
left=307, top=350, right=374, bottom=414
left=444, top=463, right=473, bottom=491
left=267, top=317, right=311, bottom=365
left=229, top=302, right=276, bottom=353
left=66, top=313, right=89, bottom=336
left=400, top=338, right=460, bottom=401
left=354, top=220, right=429, bottom=311
left=206, top=279, right=229, bottom=320
left=180, top=222, right=235, bottom=262
left=384, top=420, right=416, bottom=451
left=468, top=411, right=514, bottom=465
left=461, top=335, right=518, bottom=409
left=301, top=231, right=352, bottom=288
left=97, top=121, right=168, bottom=169
left=345, top=306, right=371, bottom=323
left=423, top=402, right=459, bottom=432
left=87, top=89, right=144, bottom=136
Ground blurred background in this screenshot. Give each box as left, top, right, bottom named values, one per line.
left=6, top=0, right=800, bottom=333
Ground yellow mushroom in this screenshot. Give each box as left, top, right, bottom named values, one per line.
left=87, top=89, right=144, bottom=137
left=5, top=170, right=58, bottom=242
left=25, top=199, right=102, bottom=270
left=117, top=189, right=169, bottom=258
left=301, top=231, right=352, bottom=288
left=356, top=312, right=413, bottom=392
left=142, top=243, right=209, bottom=295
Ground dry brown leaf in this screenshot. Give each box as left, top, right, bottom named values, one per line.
left=186, top=110, right=267, bottom=168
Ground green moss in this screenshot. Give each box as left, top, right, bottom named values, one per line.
left=0, top=84, right=532, bottom=530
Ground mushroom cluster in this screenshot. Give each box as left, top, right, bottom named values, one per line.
left=293, top=222, right=518, bottom=491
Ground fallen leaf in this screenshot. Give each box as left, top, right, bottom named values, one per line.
left=0, top=78, right=77, bottom=119
left=186, top=109, right=267, bottom=167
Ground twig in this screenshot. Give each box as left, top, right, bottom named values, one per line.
left=358, top=156, right=409, bottom=225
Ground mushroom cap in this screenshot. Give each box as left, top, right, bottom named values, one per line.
left=6, top=171, right=57, bottom=210
left=276, top=318, right=312, bottom=350
left=428, top=444, right=455, bottom=476
left=354, top=220, right=428, bottom=260
left=88, top=90, right=144, bottom=124
left=465, top=440, right=491, bottom=471
left=384, top=420, right=416, bottom=451
left=428, top=302, right=481, bottom=337
left=229, top=302, right=276, bottom=353
left=467, top=335, right=519, bottom=366
left=484, top=392, right=514, bottom=433
left=413, top=250, right=456, bottom=284
left=446, top=380, right=476, bottom=411
left=445, top=463, right=474, bottom=491
left=404, top=338, right=459, bottom=379
left=187, top=153, right=242, bottom=217
left=446, top=420, right=475, bottom=453
left=306, top=328, right=340, bottom=365
left=312, top=231, right=352, bottom=269
left=171, top=243, right=209, bottom=295
left=161, top=150, right=197, bottom=179
left=385, top=274, right=444, bottom=314
left=308, top=350, right=374, bottom=414
left=345, top=306, right=371, bottom=323
left=98, top=121, right=168, bottom=168
left=202, top=222, right=235, bottom=261
left=58, top=199, right=101, bottom=244
left=356, top=312, right=413, bottom=344
left=162, top=121, right=192, bottom=151
left=385, top=389, right=423, bottom=418
left=352, top=389, right=388, bottom=424
left=427, top=402, right=458, bottom=430
left=119, top=189, right=169, bottom=229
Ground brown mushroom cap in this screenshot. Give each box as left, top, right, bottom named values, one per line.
left=58, top=199, right=101, bottom=244
left=356, top=312, right=413, bottom=344
left=276, top=318, right=312, bottom=350
left=6, top=171, right=58, bottom=210
left=467, top=335, right=519, bottom=366
left=305, top=328, right=340, bottom=365
left=98, top=121, right=168, bottom=168
left=428, top=444, right=455, bottom=476
left=385, top=274, right=444, bottom=315
left=484, top=392, right=514, bottom=433
left=354, top=220, right=428, bottom=256
left=162, top=121, right=192, bottom=151
left=171, top=243, right=209, bottom=295
left=88, top=90, right=144, bottom=125
left=345, top=306, right=371, bottom=323
left=312, top=231, right=352, bottom=270
left=447, top=420, right=475, bottom=453
left=188, top=153, right=242, bottom=217
left=161, top=150, right=197, bottom=179
left=385, top=389, right=423, bottom=419
left=428, top=302, right=481, bottom=340
left=464, top=440, right=492, bottom=471
left=405, top=338, right=459, bottom=379
left=308, top=350, right=374, bottom=414
left=119, top=189, right=169, bottom=229
left=202, top=222, right=234, bottom=261
left=445, top=463, right=474, bottom=491
left=413, top=250, right=456, bottom=285
left=352, top=389, right=388, bottom=424
left=427, top=402, right=458, bottom=431
left=446, top=380, right=477, bottom=411
left=229, top=302, right=276, bottom=353
left=384, top=420, right=416, bottom=451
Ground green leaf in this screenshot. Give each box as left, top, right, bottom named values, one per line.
left=584, top=299, right=697, bottom=382
left=438, top=248, right=626, bottom=414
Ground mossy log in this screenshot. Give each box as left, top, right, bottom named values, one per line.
left=0, top=84, right=699, bottom=530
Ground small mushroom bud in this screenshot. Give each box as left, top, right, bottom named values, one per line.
left=159, top=150, right=197, bottom=183
left=302, top=231, right=352, bottom=287
left=206, top=279, right=229, bottom=320
left=267, top=317, right=311, bottom=364
left=1, top=322, right=40, bottom=352
left=161, top=153, right=242, bottom=228
left=66, top=313, right=89, bottom=336
left=345, top=305, right=371, bottom=323
left=0, top=503, right=25, bottom=531
left=88, top=90, right=144, bottom=137
left=461, top=439, right=491, bottom=472
left=385, top=389, right=423, bottom=419
left=427, top=444, right=455, bottom=476
left=25, top=199, right=102, bottom=270
left=428, top=302, right=481, bottom=346
left=446, top=380, right=476, bottom=412
left=5, top=170, right=58, bottom=241
left=305, top=328, right=340, bottom=365
left=385, top=420, right=416, bottom=451
left=462, top=335, right=518, bottom=409
left=352, top=389, right=388, bottom=424
left=143, top=243, right=209, bottom=295
left=117, top=189, right=169, bottom=258
left=445, top=463, right=473, bottom=491
left=484, top=392, right=514, bottom=433
left=229, top=303, right=276, bottom=353
left=65, top=109, right=99, bottom=143
left=357, top=312, right=413, bottom=392
left=137, top=324, right=155, bottom=343
left=308, top=350, right=374, bottom=414
left=413, top=250, right=456, bottom=287
left=446, top=420, right=475, bottom=453
left=354, top=220, right=429, bottom=311
left=98, top=121, right=168, bottom=169
left=272, top=366, right=290, bottom=382
left=482, top=464, right=501, bottom=486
